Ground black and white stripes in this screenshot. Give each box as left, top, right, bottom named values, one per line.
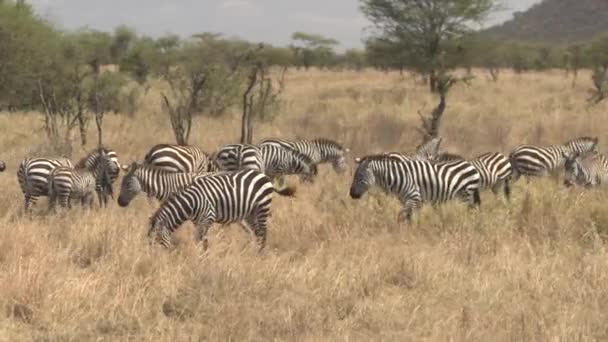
left=118, top=163, right=203, bottom=206
left=148, top=169, right=274, bottom=250
left=259, top=138, right=349, bottom=173
left=48, top=167, right=99, bottom=210
left=350, top=154, right=480, bottom=222
left=144, top=143, right=211, bottom=173
left=563, top=151, right=608, bottom=187
left=435, top=151, right=513, bottom=199
left=17, top=157, right=73, bottom=211
left=510, top=136, right=598, bottom=180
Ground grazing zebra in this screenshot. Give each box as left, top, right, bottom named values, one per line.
left=117, top=163, right=207, bottom=206
left=211, top=144, right=305, bottom=196
left=148, top=169, right=274, bottom=251
left=144, top=143, right=211, bottom=173
left=47, top=167, right=105, bottom=210
left=259, top=144, right=316, bottom=182
left=17, top=157, right=73, bottom=212
left=259, top=138, right=349, bottom=173
left=435, top=151, right=513, bottom=200
left=349, top=154, right=481, bottom=223
left=75, top=147, right=121, bottom=207
left=510, top=136, right=598, bottom=180
left=563, top=151, right=608, bottom=188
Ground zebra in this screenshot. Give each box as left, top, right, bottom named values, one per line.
left=510, top=136, right=598, bottom=181
left=75, top=147, right=121, bottom=207
left=259, top=138, right=349, bottom=173
left=143, top=143, right=211, bottom=173
left=259, top=144, right=316, bottom=182
left=563, top=151, right=608, bottom=188
left=148, top=169, right=274, bottom=251
left=349, top=154, right=481, bottom=223
left=117, top=162, right=209, bottom=206
left=434, top=151, right=513, bottom=200
left=17, top=157, right=73, bottom=212
left=47, top=166, right=106, bottom=210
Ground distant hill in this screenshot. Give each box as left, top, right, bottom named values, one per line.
left=483, top=0, right=608, bottom=43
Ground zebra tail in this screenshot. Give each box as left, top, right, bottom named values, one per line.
left=47, top=169, right=56, bottom=204
left=508, top=152, right=520, bottom=183
left=274, top=185, right=297, bottom=197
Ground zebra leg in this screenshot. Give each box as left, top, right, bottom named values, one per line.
left=243, top=213, right=268, bottom=252
left=194, top=217, right=214, bottom=251
left=503, top=179, right=511, bottom=201
left=24, top=194, right=34, bottom=213
left=47, top=193, right=56, bottom=213
left=60, top=193, right=71, bottom=209
left=471, top=189, right=481, bottom=208
left=398, top=195, right=421, bottom=224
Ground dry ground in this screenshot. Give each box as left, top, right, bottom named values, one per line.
left=0, top=69, right=608, bottom=341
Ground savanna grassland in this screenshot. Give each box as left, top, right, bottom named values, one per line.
left=1, top=69, right=608, bottom=341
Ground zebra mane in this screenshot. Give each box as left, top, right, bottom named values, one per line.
left=311, top=138, right=346, bottom=151
left=355, top=154, right=402, bottom=164
left=435, top=152, right=465, bottom=162
left=75, top=146, right=113, bottom=169
left=565, top=136, right=598, bottom=145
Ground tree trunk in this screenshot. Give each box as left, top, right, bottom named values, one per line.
left=429, top=72, right=438, bottom=93
left=241, top=66, right=258, bottom=144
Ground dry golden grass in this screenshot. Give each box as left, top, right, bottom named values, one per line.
left=1, top=69, right=608, bottom=341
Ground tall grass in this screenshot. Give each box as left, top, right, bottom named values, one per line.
left=0, top=69, right=607, bottom=340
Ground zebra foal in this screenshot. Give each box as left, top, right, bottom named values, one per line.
left=350, top=154, right=480, bottom=223
left=148, top=169, right=274, bottom=251
left=75, top=147, right=121, bottom=207
left=47, top=167, right=101, bottom=210
left=563, top=151, right=608, bottom=188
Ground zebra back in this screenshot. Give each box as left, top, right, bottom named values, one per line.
left=118, top=162, right=204, bottom=206
left=213, top=144, right=265, bottom=172
left=511, top=136, right=598, bottom=178
left=144, top=143, right=210, bottom=173
left=260, top=137, right=349, bottom=173
left=18, top=157, right=73, bottom=197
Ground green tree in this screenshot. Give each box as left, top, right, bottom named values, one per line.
left=0, top=1, right=56, bottom=110
left=290, top=32, right=339, bottom=70
left=360, top=0, right=499, bottom=92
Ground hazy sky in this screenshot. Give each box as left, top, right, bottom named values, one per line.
left=30, top=0, right=540, bottom=49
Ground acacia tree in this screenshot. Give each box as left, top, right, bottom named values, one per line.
left=290, top=32, right=339, bottom=70
left=160, top=34, right=249, bottom=145
left=360, top=0, right=498, bottom=92
left=241, top=47, right=287, bottom=144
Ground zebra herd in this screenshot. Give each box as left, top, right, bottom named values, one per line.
left=350, top=136, right=602, bottom=224
left=9, top=135, right=607, bottom=251
left=14, top=138, right=347, bottom=250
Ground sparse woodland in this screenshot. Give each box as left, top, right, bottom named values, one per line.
left=2, top=0, right=608, bottom=340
